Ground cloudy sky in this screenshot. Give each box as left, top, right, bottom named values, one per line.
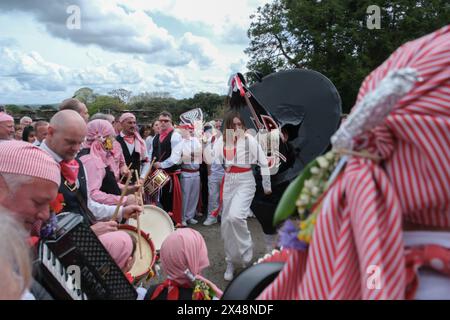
left=0, top=0, right=269, bottom=105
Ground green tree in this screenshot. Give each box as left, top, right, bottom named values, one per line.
left=73, top=87, right=97, bottom=104
left=185, top=92, right=226, bottom=120
left=5, top=104, right=22, bottom=115
left=246, top=0, right=450, bottom=112
left=108, top=88, right=132, bottom=104
left=88, top=95, right=125, bottom=115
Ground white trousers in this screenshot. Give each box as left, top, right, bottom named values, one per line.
left=207, top=174, right=223, bottom=217
left=221, top=171, right=255, bottom=266
left=181, top=174, right=200, bottom=222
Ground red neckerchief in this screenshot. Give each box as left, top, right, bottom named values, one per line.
left=405, top=244, right=450, bottom=299
left=60, top=159, right=79, bottom=185
left=123, top=135, right=135, bottom=145
left=150, top=279, right=190, bottom=300
left=159, top=127, right=173, bottom=143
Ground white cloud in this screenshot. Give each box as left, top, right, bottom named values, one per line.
left=0, top=0, right=268, bottom=104
left=0, top=47, right=145, bottom=92
left=0, top=0, right=176, bottom=55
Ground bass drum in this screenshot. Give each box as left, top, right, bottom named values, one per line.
left=127, top=205, right=175, bottom=252
left=221, top=262, right=285, bottom=300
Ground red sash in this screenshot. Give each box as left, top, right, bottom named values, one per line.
left=167, top=171, right=182, bottom=225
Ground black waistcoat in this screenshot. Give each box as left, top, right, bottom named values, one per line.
left=116, top=135, right=141, bottom=179
left=59, top=158, right=92, bottom=224
left=78, top=148, right=121, bottom=196
left=152, top=131, right=180, bottom=173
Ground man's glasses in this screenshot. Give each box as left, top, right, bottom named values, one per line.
left=159, top=119, right=170, bottom=123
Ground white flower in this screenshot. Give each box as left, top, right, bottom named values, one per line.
left=300, top=194, right=310, bottom=203
left=325, top=152, right=335, bottom=161
left=310, top=166, right=320, bottom=174
left=304, top=179, right=314, bottom=189
left=317, top=156, right=329, bottom=169
left=311, top=186, right=320, bottom=196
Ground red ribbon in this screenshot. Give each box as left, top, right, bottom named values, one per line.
left=405, top=244, right=450, bottom=299
left=150, top=279, right=190, bottom=300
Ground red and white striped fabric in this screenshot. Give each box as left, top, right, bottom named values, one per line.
left=258, top=25, right=450, bottom=300
left=0, top=140, right=61, bottom=186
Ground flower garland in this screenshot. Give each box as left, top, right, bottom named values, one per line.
left=192, top=279, right=217, bottom=300
left=185, top=269, right=217, bottom=300
left=278, top=150, right=341, bottom=250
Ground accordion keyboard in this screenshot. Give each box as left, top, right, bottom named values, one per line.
left=40, top=243, right=88, bottom=300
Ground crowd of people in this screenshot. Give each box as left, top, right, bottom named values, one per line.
left=0, top=25, right=449, bottom=301
left=0, top=94, right=274, bottom=300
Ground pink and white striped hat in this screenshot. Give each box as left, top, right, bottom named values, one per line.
left=0, top=140, right=61, bottom=186
left=0, top=112, right=14, bottom=122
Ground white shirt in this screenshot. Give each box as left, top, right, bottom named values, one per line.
left=212, top=134, right=270, bottom=171
left=212, top=134, right=271, bottom=192
left=33, top=139, right=42, bottom=147
left=120, top=132, right=151, bottom=180
left=176, top=137, right=202, bottom=177
left=40, top=141, right=123, bottom=221
left=149, top=130, right=182, bottom=169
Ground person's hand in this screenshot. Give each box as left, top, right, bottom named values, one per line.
left=120, top=165, right=130, bottom=177
left=90, top=221, right=118, bottom=236
left=126, top=184, right=142, bottom=195
left=264, top=188, right=272, bottom=196
left=125, top=194, right=137, bottom=206
left=122, top=204, right=143, bottom=220
left=154, top=162, right=161, bottom=169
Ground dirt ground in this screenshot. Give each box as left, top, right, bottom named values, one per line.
left=146, top=214, right=269, bottom=292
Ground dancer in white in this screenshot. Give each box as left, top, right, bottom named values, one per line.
left=178, top=123, right=202, bottom=226
left=203, top=124, right=224, bottom=226
left=212, top=111, right=271, bottom=281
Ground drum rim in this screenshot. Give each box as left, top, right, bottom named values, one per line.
left=118, top=224, right=157, bottom=279
left=127, top=205, right=175, bottom=251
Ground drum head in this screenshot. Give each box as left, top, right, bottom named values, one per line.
left=118, top=225, right=155, bottom=280
left=127, top=205, right=175, bottom=251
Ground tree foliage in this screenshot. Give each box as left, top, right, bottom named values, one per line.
left=88, top=95, right=125, bottom=115
left=246, top=0, right=450, bottom=112
left=108, top=88, right=132, bottom=104
left=73, top=87, right=97, bottom=104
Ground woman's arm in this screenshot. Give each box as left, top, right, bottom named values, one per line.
left=248, top=135, right=272, bottom=194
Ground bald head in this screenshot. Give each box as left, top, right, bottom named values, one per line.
left=59, top=98, right=89, bottom=122
left=47, top=110, right=87, bottom=161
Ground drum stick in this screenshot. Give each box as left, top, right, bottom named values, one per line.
left=134, top=170, right=144, bottom=259
left=111, top=172, right=132, bottom=221
left=120, top=163, right=133, bottom=182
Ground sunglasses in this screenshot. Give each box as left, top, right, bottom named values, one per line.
left=159, top=119, right=170, bottom=123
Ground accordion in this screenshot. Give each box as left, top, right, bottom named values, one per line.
left=35, top=212, right=137, bottom=300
